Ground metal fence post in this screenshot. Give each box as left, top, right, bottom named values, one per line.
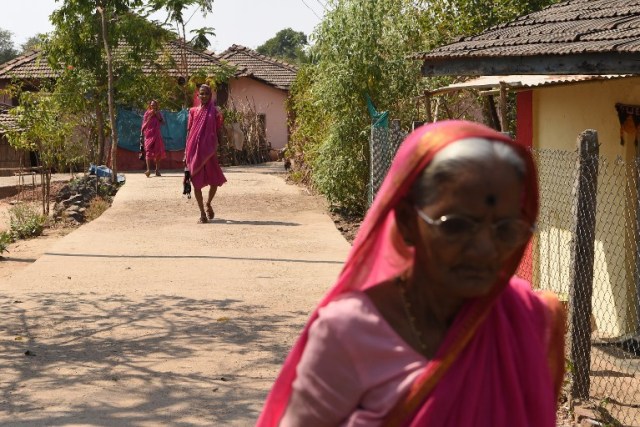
left=569, top=129, right=599, bottom=401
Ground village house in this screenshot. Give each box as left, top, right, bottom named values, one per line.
left=0, top=40, right=227, bottom=172
left=215, top=44, right=297, bottom=153
left=416, top=0, right=640, bottom=339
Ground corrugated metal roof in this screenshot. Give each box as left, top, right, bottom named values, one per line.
left=429, top=74, right=633, bottom=95
left=416, top=0, right=640, bottom=60
left=215, top=45, right=298, bottom=91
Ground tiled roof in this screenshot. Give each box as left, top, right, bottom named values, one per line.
left=138, top=39, right=226, bottom=77
left=0, top=40, right=225, bottom=80
left=0, top=107, right=20, bottom=133
left=215, top=45, right=297, bottom=90
left=0, top=50, right=57, bottom=79
left=416, top=0, right=640, bottom=60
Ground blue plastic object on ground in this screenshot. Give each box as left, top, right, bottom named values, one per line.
left=88, top=164, right=112, bottom=178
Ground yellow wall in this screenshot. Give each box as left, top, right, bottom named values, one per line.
left=533, top=77, right=640, bottom=337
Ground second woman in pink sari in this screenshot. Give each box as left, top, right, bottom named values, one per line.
left=185, top=84, right=227, bottom=223
left=258, top=120, right=565, bottom=426
left=141, top=100, right=167, bottom=177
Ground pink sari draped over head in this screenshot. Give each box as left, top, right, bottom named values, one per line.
left=257, top=120, right=565, bottom=426
left=185, top=100, right=227, bottom=190
left=141, top=109, right=166, bottom=161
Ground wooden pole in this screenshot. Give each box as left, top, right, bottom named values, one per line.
left=499, top=81, right=508, bottom=132
left=569, top=129, right=599, bottom=401
left=424, top=90, right=433, bottom=123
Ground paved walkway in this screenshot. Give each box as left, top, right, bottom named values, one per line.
left=0, top=164, right=351, bottom=426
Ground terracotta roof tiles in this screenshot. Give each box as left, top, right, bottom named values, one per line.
left=0, top=40, right=225, bottom=80
left=215, top=44, right=297, bottom=90
left=416, top=0, right=640, bottom=60
left=0, top=108, right=19, bottom=133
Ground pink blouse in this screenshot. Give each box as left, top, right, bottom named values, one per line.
left=280, top=292, right=427, bottom=427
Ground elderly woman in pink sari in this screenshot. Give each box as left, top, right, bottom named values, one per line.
left=185, top=84, right=227, bottom=223
left=258, top=120, right=565, bottom=426
left=141, top=100, right=167, bottom=177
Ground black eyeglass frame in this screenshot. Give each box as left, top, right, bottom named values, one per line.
left=414, top=208, right=535, bottom=247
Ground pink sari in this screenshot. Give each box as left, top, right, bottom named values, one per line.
left=185, top=101, right=227, bottom=190
left=257, top=120, right=565, bottom=426
left=141, top=109, right=166, bottom=160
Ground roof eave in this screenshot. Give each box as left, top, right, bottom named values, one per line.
left=421, top=52, right=640, bottom=76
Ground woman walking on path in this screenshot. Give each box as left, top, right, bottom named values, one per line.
left=185, top=84, right=227, bottom=223
left=258, top=120, right=565, bottom=427
left=141, top=100, right=167, bottom=177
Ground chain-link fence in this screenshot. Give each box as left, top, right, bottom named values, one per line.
left=369, top=120, right=407, bottom=205
left=533, top=145, right=640, bottom=426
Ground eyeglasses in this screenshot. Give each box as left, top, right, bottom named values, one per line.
left=415, top=208, right=534, bottom=248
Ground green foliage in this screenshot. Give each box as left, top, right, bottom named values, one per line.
left=289, top=0, right=423, bottom=215
left=257, top=28, right=308, bottom=64
left=0, top=231, right=13, bottom=255
left=8, top=204, right=46, bottom=240
left=422, top=0, right=561, bottom=49
left=0, top=28, right=18, bottom=64
left=21, top=35, right=47, bottom=53
left=190, top=27, right=216, bottom=51
left=289, top=0, right=562, bottom=214
left=3, top=88, right=83, bottom=172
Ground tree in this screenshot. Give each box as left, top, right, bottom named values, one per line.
left=289, top=0, right=423, bottom=214
left=48, top=0, right=169, bottom=176
left=0, top=28, right=18, bottom=65
left=288, top=0, right=562, bottom=214
left=421, top=0, right=561, bottom=50
left=147, top=0, right=214, bottom=105
left=2, top=86, right=83, bottom=214
left=21, top=35, right=46, bottom=53
left=257, top=28, right=308, bottom=64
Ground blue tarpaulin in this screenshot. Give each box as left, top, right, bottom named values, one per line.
left=116, top=107, right=188, bottom=152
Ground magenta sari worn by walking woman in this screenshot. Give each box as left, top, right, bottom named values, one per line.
left=141, top=109, right=166, bottom=161
left=258, top=120, right=565, bottom=426
left=185, top=100, right=227, bottom=190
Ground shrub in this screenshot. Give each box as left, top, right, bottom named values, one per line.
left=9, top=203, right=46, bottom=239
left=85, top=197, right=110, bottom=221
left=0, top=231, right=13, bottom=255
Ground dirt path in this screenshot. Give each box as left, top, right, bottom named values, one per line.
left=0, top=164, right=351, bottom=426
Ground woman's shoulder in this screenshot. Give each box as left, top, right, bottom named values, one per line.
left=314, top=292, right=385, bottom=338
left=502, top=277, right=564, bottom=324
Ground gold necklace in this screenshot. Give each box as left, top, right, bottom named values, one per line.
left=396, top=277, right=428, bottom=354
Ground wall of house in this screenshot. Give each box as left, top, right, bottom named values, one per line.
left=0, top=81, right=13, bottom=106
left=532, top=77, right=640, bottom=337
left=0, top=134, right=26, bottom=174
left=227, top=77, right=289, bottom=150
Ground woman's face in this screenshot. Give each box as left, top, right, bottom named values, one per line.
left=198, top=87, right=211, bottom=105
left=413, top=160, right=525, bottom=300
left=150, top=100, right=158, bottom=111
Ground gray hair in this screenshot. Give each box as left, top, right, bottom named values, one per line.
left=410, top=137, right=526, bottom=207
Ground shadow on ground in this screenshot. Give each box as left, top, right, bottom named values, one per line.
left=0, top=293, right=303, bottom=426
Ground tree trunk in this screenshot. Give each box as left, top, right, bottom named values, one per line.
left=41, top=167, right=46, bottom=215
left=180, top=22, right=190, bottom=107
left=95, top=101, right=106, bottom=164
left=98, top=3, right=119, bottom=184
left=45, top=169, right=51, bottom=215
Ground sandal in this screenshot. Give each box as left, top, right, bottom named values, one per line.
left=198, top=216, right=208, bottom=224
left=155, top=171, right=161, bottom=177
left=206, top=204, right=215, bottom=220
left=144, top=170, right=151, bottom=177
